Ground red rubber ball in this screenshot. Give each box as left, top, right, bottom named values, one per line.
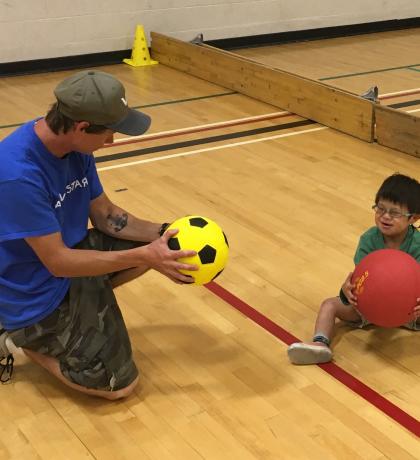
left=352, top=249, right=420, bottom=327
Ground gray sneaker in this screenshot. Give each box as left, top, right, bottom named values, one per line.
left=0, top=329, right=14, bottom=383
left=287, top=342, right=332, bottom=365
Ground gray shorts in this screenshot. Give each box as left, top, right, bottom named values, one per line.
left=9, top=229, right=145, bottom=391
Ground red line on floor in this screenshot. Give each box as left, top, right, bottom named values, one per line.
left=205, top=281, right=420, bottom=438
left=379, top=89, right=420, bottom=101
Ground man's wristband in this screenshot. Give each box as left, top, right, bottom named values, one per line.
left=159, top=222, right=170, bottom=236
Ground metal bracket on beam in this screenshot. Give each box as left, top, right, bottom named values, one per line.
left=190, top=33, right=204, bottom=45
left=361, top=86, right=379, bottom=103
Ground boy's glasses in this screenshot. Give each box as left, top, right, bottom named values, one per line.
left=372, top=204, right=412, bottom=219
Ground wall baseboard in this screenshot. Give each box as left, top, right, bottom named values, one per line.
left=0, top=50, right=131, bottom=77
left=206, top=17, right=420, bottom=50
left=1, top=17, right=419, bottom=77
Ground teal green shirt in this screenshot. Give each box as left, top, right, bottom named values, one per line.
left=354, top=225, right=420, bottom=265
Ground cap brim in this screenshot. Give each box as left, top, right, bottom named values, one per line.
left=106, top=108, right=151, bottom=136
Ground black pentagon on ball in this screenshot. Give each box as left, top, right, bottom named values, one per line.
left=189, top=217, right=208, bottom=228
left=198, top=245, right=216, bottom=264
left=168, top=237, right=181, bottom=250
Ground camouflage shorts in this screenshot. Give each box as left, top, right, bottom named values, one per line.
left=9, top=229, right=146, bottom=391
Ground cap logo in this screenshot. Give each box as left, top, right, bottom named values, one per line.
left=121, top=97, right=128, bottom=106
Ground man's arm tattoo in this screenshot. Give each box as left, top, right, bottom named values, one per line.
left=107, top=213, right=128, bottom=232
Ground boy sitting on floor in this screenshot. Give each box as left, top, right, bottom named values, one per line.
left=288, top=173, right=420, bottom=365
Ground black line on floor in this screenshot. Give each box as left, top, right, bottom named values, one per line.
left=95, top=119, right=315, bottom=164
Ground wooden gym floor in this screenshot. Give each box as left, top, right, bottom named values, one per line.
left=0, top=28, right=420, bottom=459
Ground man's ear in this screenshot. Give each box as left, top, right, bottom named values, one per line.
left=74, top=121, right=90, bottom=132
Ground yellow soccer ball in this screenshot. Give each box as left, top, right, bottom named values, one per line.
left=166, top=216, right=229, bottom=285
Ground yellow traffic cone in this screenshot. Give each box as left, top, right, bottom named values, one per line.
left=123, top=25, right=158, bottom=67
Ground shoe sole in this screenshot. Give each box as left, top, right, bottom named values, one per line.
left=287, top=343, right=332, bottom=365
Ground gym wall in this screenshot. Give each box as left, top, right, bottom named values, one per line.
left=1, top=0, right=419, bottom=64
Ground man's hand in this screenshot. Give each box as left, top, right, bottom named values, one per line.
left=342, top=272, right=358, bottom=306
left=140, top=229, right=198, bottom=284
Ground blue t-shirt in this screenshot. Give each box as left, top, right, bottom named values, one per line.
left=0, top=120, right=103, bottom=329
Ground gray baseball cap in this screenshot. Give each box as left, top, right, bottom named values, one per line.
left=54, top=70, right=151, bottom=135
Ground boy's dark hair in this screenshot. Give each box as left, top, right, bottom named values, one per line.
left=45, top=102, right=108, bottom=135
left=375, top=173, right=420, bottom=214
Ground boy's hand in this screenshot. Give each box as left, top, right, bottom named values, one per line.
left=413, top=298, right=420, bottom=320
left=342, top=272, right=358, bottom=306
